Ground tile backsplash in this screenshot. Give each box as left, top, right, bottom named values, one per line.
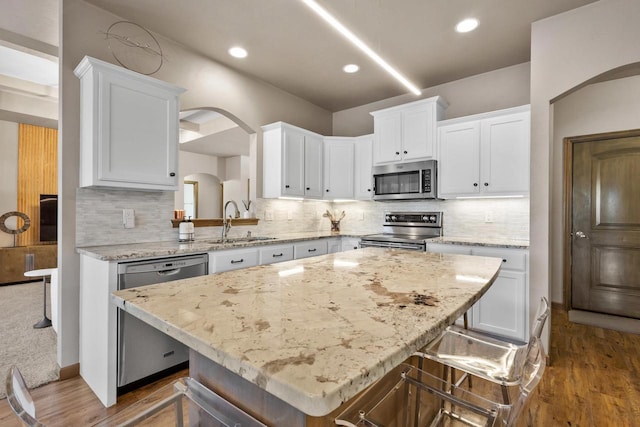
left=77, top=188, right=529, bottom=247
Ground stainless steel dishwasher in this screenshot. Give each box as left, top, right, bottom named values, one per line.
left=117, top=253, right=208, bottom=391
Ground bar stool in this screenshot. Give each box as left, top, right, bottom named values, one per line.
left=23, top=268, right=56, bottom=329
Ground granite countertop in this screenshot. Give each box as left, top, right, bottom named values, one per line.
left=77, top=231, right=366, bottom=261
left=430, top=236, right=529, bottom=249
left=111, top=247, right=502, bottom=417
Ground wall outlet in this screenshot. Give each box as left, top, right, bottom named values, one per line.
left=265, top=209, right=274, bottom=221
left=123, top=209, right=135, bottom=228
left=287, top=210, right=293, bottom=220
left=484, top=210, right=493, bottom=223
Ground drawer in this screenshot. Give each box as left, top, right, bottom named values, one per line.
left=259, top=244, right=294, bottom=265
left=471, top=247, right=527, bottom=271
left=294, top=240, right=328, bottom=259
left=214, top=249, right=259, bottom=273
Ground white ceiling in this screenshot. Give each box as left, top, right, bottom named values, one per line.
left=84, top=0, right=598, bottom=111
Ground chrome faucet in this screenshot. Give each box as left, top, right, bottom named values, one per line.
left=222, top=200, right=240, bottom=240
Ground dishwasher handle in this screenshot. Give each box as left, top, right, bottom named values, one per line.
left=157, top=268, right=181, bottom=276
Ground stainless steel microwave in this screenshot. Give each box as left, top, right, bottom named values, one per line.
left=372, top=160, right=437, bottom=200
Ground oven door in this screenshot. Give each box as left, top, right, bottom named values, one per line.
left=360, top=240, right=426, bottom=251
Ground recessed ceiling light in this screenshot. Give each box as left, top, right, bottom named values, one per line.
left=343, top=64, right=359, bottom=73
left=456, top=18, right=479, bottom=33
left=228, top=47, right=248, bottom=58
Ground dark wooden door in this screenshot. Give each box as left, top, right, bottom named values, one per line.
left=572, top=134, right=640, bottom=319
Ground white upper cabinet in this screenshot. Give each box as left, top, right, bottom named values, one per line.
left=304, top=133, right=324, bottom=199
left=438, top=105, right=530, bottom=199
left=370, top=96, right=447, bottom=165
left=74, top=56, right=185, bottom=191
left=354, top=135, right=373, bottom=200
left=262, top=122, right=324, bottom=199
left=323, top=137, right=355, bottom=200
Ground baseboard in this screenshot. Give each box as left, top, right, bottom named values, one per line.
left=59, top=363, right=80, bottom=380
left=551, top=301, right=563, bottom=311
left=569, top=310, right=640, bottom=335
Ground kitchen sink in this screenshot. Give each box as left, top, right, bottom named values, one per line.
left=199, top=237, right=276, bottom=244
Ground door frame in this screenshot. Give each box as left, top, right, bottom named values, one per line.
left=562, top=128, right=640, bottom=310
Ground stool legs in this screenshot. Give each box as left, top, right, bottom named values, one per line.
left=33, top=276, right=52, bottom=329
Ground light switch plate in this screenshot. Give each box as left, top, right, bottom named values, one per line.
left=123, top=209, right=135, bottom=228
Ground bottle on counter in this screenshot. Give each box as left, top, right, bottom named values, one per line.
left=179, top=217, right=189, bottom=242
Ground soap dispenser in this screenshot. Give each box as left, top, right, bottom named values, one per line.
left=179, top=217, right=189, bottom=242
left=187, top=216, right=195, bottom=241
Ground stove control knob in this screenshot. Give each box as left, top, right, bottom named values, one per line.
left=422, top=216, right=429, bottom=222
left=385, top=215, right=391, bottom=222
left=391, top=215, right=397, bottom=221
left=430, top=215, right=437, bottom=222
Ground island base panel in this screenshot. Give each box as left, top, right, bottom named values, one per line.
left=191, top=350, right=365, bottom=426
left=189, top=349, right=442, bottom=426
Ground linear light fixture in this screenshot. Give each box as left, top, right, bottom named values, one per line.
left=301, top=0, right=422, bottom=96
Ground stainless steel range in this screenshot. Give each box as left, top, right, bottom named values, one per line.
left=360, top=211, right=442, bottom=251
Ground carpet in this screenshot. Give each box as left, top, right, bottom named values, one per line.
left=0, top=281, right=59, bottom=399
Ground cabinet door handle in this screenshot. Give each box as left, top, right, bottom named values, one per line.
left=502, top=259, right=507, bottom=263
left=306, top=187, right=310, bottom=190
left=403, top=150, right=408, bottom=154
left=230, top=258, right=244, bottom=264
left=484, top=182, right=489, bottom=186
left=285, top=185, right=290, bottom=188
left=308, top=248, right=317, bottom=252
left=169, top=172, right=176, bottom=177
left=395, top=151, right=400, bottom=155
left=473, top=183, right=478, bottom=187
left=272, top=253, right=284, bottom=258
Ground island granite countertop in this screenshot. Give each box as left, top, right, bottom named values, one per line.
left=111, top=247, right=502, bottom=417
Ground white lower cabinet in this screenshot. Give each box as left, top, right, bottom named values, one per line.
left=327, top=238, right=342, bottom=254
left=259, top=244, right=294, bottom=265
left=341, top=237, right=361, bottom=252
left=294, top=240, right=328, bottom=259
left=211, top=248, right=259, bottom=273
left=425, top=243, right=529, bottom=342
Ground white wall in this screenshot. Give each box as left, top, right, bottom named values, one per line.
left=550, top=75, right=640, bottom=302
left=0, top=120, right=18, bottom=247
left=332, top=62, right=530, bottom=136
left=223, top=156, right=250, bottom=215
left=176, top=150, right=225, bottom=215
left=530, top=0, right=640, bottom=347
left=184, top=173, right=220, bottom=218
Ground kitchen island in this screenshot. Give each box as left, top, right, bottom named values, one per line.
left=111, top=247, right=502, bottom=425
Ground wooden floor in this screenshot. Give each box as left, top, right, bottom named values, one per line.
left=0, top=307, right=638, bottom=426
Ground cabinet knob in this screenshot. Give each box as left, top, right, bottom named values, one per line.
left=403, top=150, right=408, bottom=154
left=306, top=187, right=310, bottom=191
left=473, top=183, right=478, bottom=187
left=367, top=188, right=371, bottom=192
left=169, top=172, right=176, bottom=177
left=395, top=151, right=400, bottom=155
left=484, top=182, right=489, bottom=186
left=326, top=189, right=329, bottom=192
left=285, top=185, right=290, bottom=188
